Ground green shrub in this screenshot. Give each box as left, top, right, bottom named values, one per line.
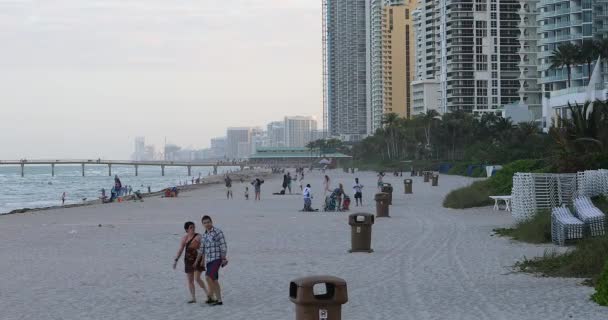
left=447, top=162, right=469, bottom=176
left=442, top=159, right=549, bottom=209
left=592, top=259, right=608, bottom=306
left=493, top=210, right=551, bottom=244
left=592, top=196, right=608, bottom=214
left=443, top=180, right=493, bottom=209
left=470, top=166, right=486, bottom=177
left=488, top=159, right=549, bottom=195
left=515, top=235, right=608, bottom=285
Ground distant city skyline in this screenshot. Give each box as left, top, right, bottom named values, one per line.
left=0, top=0, right=322, bottom=159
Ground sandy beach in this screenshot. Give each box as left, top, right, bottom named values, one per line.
left=0, top=170, right=605, bottom=320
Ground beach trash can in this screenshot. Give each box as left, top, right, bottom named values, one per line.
left=348, top=213, right=374, bottom=253
left=381, top=183, right=393, bottom=205
left=404, top=179, right=413, bottom=194
left=289, top=276, right=348, bottom=320
left=432, top=174, right=439, bottom=187
left=423, top=171, right=430, bottom=183
left=374, top=193, right=390, bottom=218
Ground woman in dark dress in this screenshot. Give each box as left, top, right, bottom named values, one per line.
left=173, top=221, right=209, bottom=303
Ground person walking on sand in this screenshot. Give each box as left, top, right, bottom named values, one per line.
left=61, top=192, right=66, bottom=205
left=173, top=222, right=210, bottom=304
left=353, top=178, right=364, bottom=206
left=282, top=174, right=288, bottom=193
left=194, top=216, right=228, bottom=306
left=286, top=172, right=292, bottom=194
left=224, top=175, right=233, bottom=199
left=377, top=172, right=384, bottom=191
left=252, top=178, right=264, bottom=201
left=323, top=175, right=331, bottom=196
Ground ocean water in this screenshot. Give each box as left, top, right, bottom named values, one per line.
left=0, top=164, right=239, bottom=214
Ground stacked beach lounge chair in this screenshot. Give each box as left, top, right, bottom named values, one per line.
left=550, top=207, right=584, bottom=246
left=573, top=196, right=606, bottom=237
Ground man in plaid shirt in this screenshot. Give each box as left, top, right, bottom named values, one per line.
left=195, top=215, right=228, bottom=306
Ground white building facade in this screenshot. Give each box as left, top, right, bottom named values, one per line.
left=226, top=127, right=251, bottom=159
left=284, top=116, right=318, bottom=148
left=323, top=0, right=369, bottom=140
left=411, top=79, right=441, bottom=115
left=367, top=0, right=385, bottom=133
left=517, top=0, right=608, bottom=122
left=412, top=0, right=521, bottom=115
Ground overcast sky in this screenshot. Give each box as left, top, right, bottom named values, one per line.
left=0, top=0, right=322, bottom=159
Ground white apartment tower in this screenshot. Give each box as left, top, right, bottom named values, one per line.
left=266, top=121, right=285, bottom=148
left=323, top=0, right=369, bottom=141
left=444, top=0, right=520, bottom=114
left=133, top=137, right=145, bottom=161
left=412, top=5, right=441, bottom=115
left=226, top=127, right=251, bottom=159
left=284, top=116, right=318, bottom=148
left=412, top=0, right=521, bottom=114
left=516, top=0, right=608, bottom=121
left=368, top=0, right=385, bottom=133
left=517, top=0, right=541, bottom=116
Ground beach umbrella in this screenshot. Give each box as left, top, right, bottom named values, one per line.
left=319, top=159, right=331, bottom=164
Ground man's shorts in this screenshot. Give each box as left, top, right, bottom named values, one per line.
left=206, top=259, right=222, bottom=280
left=354, top=192, right=362, bottom=199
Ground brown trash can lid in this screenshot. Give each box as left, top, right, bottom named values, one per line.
left=290, top=275, right=347, bottom=288
left=374, top=192, right=390, bottom=200
left=348, top=212, right=374, bottom=225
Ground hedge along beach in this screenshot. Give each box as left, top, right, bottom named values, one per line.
left=1, top=169, right=606, bottom=319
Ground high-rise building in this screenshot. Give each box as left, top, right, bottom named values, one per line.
left=368, top=0, right=384, bottom=133
left=144, top=145, right=156, bottom=161
left=411, top=5, right=441, bottom=116
left=312, top=129, right=328, bottom=141
left=412, top=6, right=439, bottom=81
left=446, top=0, right=520, bottom=114
left=381, top=0, right=417, bottom=119
left=250, top=127, right=267, bottom=155
left=284, top=116, right=318, bottom=148
left=323, top=0, right=369, bottom=140
left=210, top=137, right=227, bottom=159
left=412, top=0, right=521, bottom=114
left=226, top=127, right=251, bottom=159
left=267, top=121, right=285, bottom=147
left=133, top=137, right=145, bottom=161
left=537, top=0, right=608, bottom=91
left=411, top=79, right=441, bottom=114
left=516, top=0, right=542, bottom=117
left=516, top=0, right=608, bottom=121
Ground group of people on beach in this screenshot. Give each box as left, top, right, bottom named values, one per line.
left=301, top=174, right=365, bottom=212
left=224, top=175, right=264, bottom=201
left=174, top=215, right=228, bottom=306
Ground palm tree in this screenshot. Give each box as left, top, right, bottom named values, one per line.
left=416, top=110, right=441, bottom=156
left=577, top=40, right=599, bottom=82
left=382, top=113, right=400, bottom=159
left=550, top=43, right=579, bottom=88
left=596, top=38, right=608, bottom=63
